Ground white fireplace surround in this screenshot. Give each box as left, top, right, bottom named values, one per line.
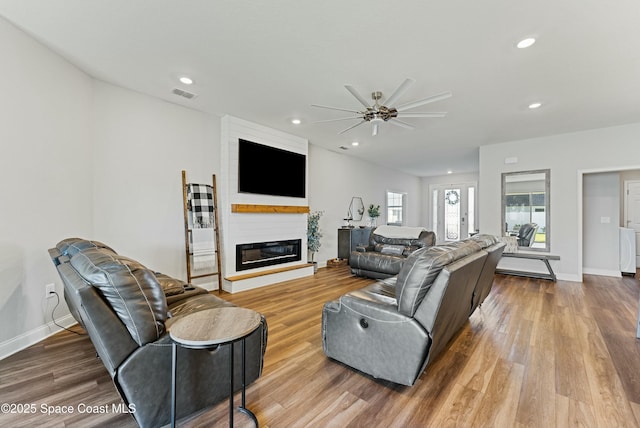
left=219, top=115, right=313, bottom=292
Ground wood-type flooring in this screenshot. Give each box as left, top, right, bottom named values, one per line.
left=2, top=266, right=640, bottom=427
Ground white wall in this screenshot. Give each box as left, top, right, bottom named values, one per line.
left=308, top=145, right=422, bottom=265
left=0, top=16, right=220, bottom=358
left=480, top=123, right=640, bottom=281
left=91, top=81, right=219, bottom=283
left=0, top=16, right=94, bottom=355
left=582, top=172, right=620, bottom=276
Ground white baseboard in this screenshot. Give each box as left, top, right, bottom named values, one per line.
left=582, top=268, right=622, bottom=278
left=0, top=314, right=78, bottom=361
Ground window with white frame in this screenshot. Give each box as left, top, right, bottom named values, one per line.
left=386, top=191, right=406, bottom=226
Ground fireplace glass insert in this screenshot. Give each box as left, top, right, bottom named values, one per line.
left=236, top=239, right=302, bottom=271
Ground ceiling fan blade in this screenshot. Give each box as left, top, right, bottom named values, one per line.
left=382, top=78, right=415, bottom=107
left=397, top=112, right=447, bottom=118
left=344, top=85, right=372, bottom=108
left=396, top=91, right=453, bottom=111
left=338, top=120, right=366, bottom=134
left=314, top=116, right=364, bottom=123
left=388, top=118, right=415, bottom=130
left=372, top=122, right=379, bottom=136
left=311, top=104, right=362, bottom=114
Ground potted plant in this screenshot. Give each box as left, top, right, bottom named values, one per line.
left=367, top=204, right=381, bottom=227
left=307, top=211, right=323, bottom=273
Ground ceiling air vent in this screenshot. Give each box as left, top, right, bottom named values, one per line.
left=172, top=88, right=198, bottom=100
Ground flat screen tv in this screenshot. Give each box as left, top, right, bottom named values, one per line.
left=238, top=139, right=306, bottom=198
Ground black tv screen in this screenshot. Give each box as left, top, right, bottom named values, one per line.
left=238, top=139, right=306, bottom=198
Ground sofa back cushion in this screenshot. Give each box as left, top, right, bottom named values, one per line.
left=396, top=247, right=453, bottom=317
left=395, top=239, right=482, bottom=317
left=371, top=230, right=436, bottom=256
left=70, top=247, right=168, bottom=346
left=469, top=233, right=499, bottom=249
left=56, top=237, right=117, bottom=258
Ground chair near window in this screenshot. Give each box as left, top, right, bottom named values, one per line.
left=516, top=223, right=538, bottom=247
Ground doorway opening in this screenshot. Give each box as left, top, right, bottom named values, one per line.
left=430, top=182, right=477, bottom=244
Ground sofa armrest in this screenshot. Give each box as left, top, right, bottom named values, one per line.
left=322, top=293, right=430, bottom=386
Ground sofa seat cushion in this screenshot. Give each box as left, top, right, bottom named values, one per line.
left=155, top=273, right=188, bottom=297
left=166, top=293, right=235, bottom=328
left=165, top=284, right=209, bottom=306
left=168, top=292, right=234, bottom=316
left=70, top=248, right=168, bottom=346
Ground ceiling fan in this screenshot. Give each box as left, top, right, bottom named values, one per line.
left=312, top=78, right=452, bottom=136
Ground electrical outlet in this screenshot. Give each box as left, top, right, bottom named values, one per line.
left=45, top=283, right=56, bottom=298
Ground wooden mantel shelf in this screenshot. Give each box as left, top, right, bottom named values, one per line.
left=231, top=204, right=310, bottom=214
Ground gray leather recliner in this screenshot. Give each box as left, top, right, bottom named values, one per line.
left=516, top=223, right=538, bottom=247
left=48, top=238, right=268, bottom=428
left=349, top=228, right=436, bottom=279
left=322, top=234, right=505, bottom=386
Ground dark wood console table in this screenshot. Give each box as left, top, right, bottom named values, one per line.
left=337, top=227, right=372, bottom=261
left=495, top=252, right=560, bottom=282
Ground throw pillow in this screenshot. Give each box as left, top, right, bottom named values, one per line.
left=380, top=244, right=405, bottom=255
left=498, top=236, right=519, bottom=253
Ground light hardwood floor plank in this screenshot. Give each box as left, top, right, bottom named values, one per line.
left=1, top=267, right=640, bottom=427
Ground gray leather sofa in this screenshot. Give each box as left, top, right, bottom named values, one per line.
left=48, top=238, right=267, bottom=427
left=349, top=226, right=436, bottom=279
left=322, top=234, right=505, bottom=386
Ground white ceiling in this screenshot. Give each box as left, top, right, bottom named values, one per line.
left=2, top=1, right=640, bottom=177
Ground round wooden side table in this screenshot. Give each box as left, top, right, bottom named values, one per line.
left=169, top=307, right=261, bottom=427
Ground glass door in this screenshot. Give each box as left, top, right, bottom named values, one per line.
left=431, top=183, right=476, bottom=243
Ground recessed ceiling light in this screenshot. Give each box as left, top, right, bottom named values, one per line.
left=179, top=76, right=194, bottom=85
left=447, top=170, right=453, bottom=174
left=517, top=37, right=536, bottom=49
left=528, top=102, right=542, bottom=109
left=351, top=141, right=359, bottom=146
left=291, top=118, right=301, bottom=125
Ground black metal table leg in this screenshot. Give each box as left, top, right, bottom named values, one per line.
left=229, top=341, right=234, bottom=427
left=171, top=342, right=177, bottom=428
left=237, top=337, right=259, bottom=426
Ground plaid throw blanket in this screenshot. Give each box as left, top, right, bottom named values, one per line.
left=187, top=184, right=215, bottom=228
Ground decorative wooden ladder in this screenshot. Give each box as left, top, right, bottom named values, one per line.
left=181, top=170, right=223, bottom=293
